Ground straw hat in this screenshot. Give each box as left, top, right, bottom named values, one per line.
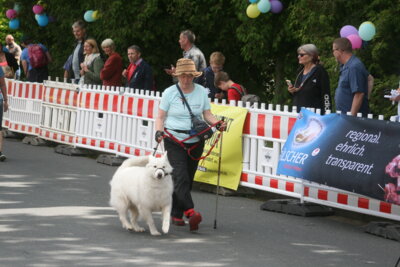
left=172, top=58, right=202, bottom=77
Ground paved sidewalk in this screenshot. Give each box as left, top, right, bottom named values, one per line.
left=0, top=138, right=399, bottom=267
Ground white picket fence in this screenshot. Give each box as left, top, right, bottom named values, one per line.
left=2, top=78, right=399, bottom=222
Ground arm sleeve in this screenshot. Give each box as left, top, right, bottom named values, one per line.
left=144, top=64, right=153, bottom=91
left=159, top=90, right=170, bottom=112
left=100, top=56, right=116, bottom=80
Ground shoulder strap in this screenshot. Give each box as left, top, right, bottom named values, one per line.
left=229, top=84, right=245, bottom=96
left=176, top=83, right=195, bottom=118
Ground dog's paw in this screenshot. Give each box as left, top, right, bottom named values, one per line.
left=133, top=226, right=145, bottom=232
left=162, top=224, right=170, bottom=234
left=150, top=230, right=161, bottom=236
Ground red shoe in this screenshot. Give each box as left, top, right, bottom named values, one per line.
left=184, top=209, right=202, bottom=231
left=171, top=216, right=185, bottom=226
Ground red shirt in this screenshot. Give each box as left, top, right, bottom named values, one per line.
left=227, top=83, right=244, bottom=102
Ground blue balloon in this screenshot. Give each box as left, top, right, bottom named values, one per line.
left=249, top=0, right=258, bottom=3
left=9, top=19, right=20, bottom=30
left=257, top=0, right=271, bottom=13
left=358, top=22, right=376, bottom=41
left=84, top=10, right=95, bottom=22
left=37, top=14, right=49, bottom=27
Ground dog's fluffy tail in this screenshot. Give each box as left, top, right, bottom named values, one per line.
left=119, top=156, right=149, bottom=170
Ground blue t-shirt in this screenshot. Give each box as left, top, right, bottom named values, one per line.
left=160, top=83, right=210, bottom=143
left=335, top=55, right=369, bottom=116
left=0, top=67, right=3, bottom=101
left=20, top=44, right=48, bottom=71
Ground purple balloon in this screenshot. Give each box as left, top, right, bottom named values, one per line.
left=347, top=34, right=362, bottom=50
left=270, top=0, right=283, bottom=14
left=340, top=25, right=358, bottom=38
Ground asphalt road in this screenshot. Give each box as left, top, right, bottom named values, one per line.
left=0, top=137, right=399, bottom=267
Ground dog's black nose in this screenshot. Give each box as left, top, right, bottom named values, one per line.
left=157, top=173, right=163, bottom=179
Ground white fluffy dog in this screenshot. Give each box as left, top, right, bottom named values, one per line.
left=109, top=153, right=173, bottom=236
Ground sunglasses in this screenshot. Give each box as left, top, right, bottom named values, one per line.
left=298, top=53, right=307, bottom=57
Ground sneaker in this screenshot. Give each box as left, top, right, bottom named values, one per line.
left=184, top=209, right=202, bottom=231
left=171, top=217, right=185, bottom=226
left=0, top=153, right=5, bottom=162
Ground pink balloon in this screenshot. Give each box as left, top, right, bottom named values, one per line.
left=347, top=34, right=362, bottom=50
left=32, top=5, right=44, bottom=14
left=340, top=25, right=358, bottom=38
left=6, top=9, right=17, bottom=19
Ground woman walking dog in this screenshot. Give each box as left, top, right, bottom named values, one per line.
left=155, top=58, right=225, bottom=231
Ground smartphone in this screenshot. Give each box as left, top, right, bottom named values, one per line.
left=286, top=80, right=293, bottom=87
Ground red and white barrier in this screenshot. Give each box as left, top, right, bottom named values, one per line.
left=39, top=80, right=79, bottom=145
left=2, top=79, right=15, bottom=129
left=6, top=80, right=43, bottom=136
left=2, top=79, right=399, bottom=221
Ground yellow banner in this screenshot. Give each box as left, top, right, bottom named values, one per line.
left=194, top=104, right=248, bottom=190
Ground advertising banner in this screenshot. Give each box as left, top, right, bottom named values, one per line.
left=195, top=104, right=248, bottom=190
left=277, top=108, right=400, bottom=205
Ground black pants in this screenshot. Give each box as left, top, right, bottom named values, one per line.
left=164, top=137, right=204, bottom=218
left=28, top=66, right=48, bottom=83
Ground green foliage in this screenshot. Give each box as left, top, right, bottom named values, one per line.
left=0, top=0, right=399, bottom=118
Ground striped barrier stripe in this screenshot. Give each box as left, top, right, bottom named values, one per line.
left=243, top=112, right=297, bottom=139
left=79, top=91, right=119, bottom=112
left=241, top=172, right=400, bottom=218
left=43, top=87, right=78, bottom=107
left=8, top=123, right=40, bottom=135
left=41, top=130, right=75, bottom=144
left=120, top=95, right=158, bottom=119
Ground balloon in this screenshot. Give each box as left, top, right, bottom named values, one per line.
left=249, top=0, right=258, bottom=3
left=84, top=10, right=95, bottom=22
left=6, top=9, right=17, bottom=19
left=270, top=0, right=283, bottom=13
left=358, top=21, right=376, bottom=41
left=32, top=5, right=44, bottom=14
left=9, top=19, right=20, bottom=30
left=37, top=14, right=49, bottom=27
left=35, top=14, right=40, bottom=21
left=347, top=34, right=362, bottom=50
left=340, top=25, right=358, bottom=38
left=13, top=3, right=22, bottom=13
left=246, top=3, right=260, bottom=18
left=257, top=0, right=271, bottom=13
left=92, top=10, right=100, bottom=20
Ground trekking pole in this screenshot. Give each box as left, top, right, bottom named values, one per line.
left=214, top=117, right=225, bottom=229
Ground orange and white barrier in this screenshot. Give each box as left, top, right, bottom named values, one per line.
left=2, top=79, right=399, bottom=222
left=75, top=85, right=161, bottom=157
left=6, top=80, right=43, bottom=136
left=39, top=80, right=79, bottom=145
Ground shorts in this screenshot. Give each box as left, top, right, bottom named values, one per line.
left=0, top=101, right=3, bottom=130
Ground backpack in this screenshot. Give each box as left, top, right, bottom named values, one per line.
left=28, top=44, right=48, bottom=68
left=229, top=84, right=260, bottom=106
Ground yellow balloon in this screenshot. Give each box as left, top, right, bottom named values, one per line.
left=246, top=3, right=260, bottom=19
left=92, top=10, right=100, bottom=20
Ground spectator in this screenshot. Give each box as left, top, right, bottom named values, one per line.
left=199, top=51, right=225, bottom=101
left=155, top=58, right=224, bottom=231
left=165, top=30, right=206, bottom=83
left=214, top=71, right=245, bottom=103
left=100, top=39, right=123, bottom=87
left=5, top=34, right=21, bottom=79
left=332, top=38, right=370, bottom=116
left=79, top=39, right=104, bottom=85
left=123, top=45, right=153, bottom=90
left=0, top=67, right=8, bottom=161
left=20, top=36, right=52, bottom=83
left=70, top=20, right=87, bottom=83
left=0, top=43, right=18, bottom=79
left=287, top=44, right=331, bottom=114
